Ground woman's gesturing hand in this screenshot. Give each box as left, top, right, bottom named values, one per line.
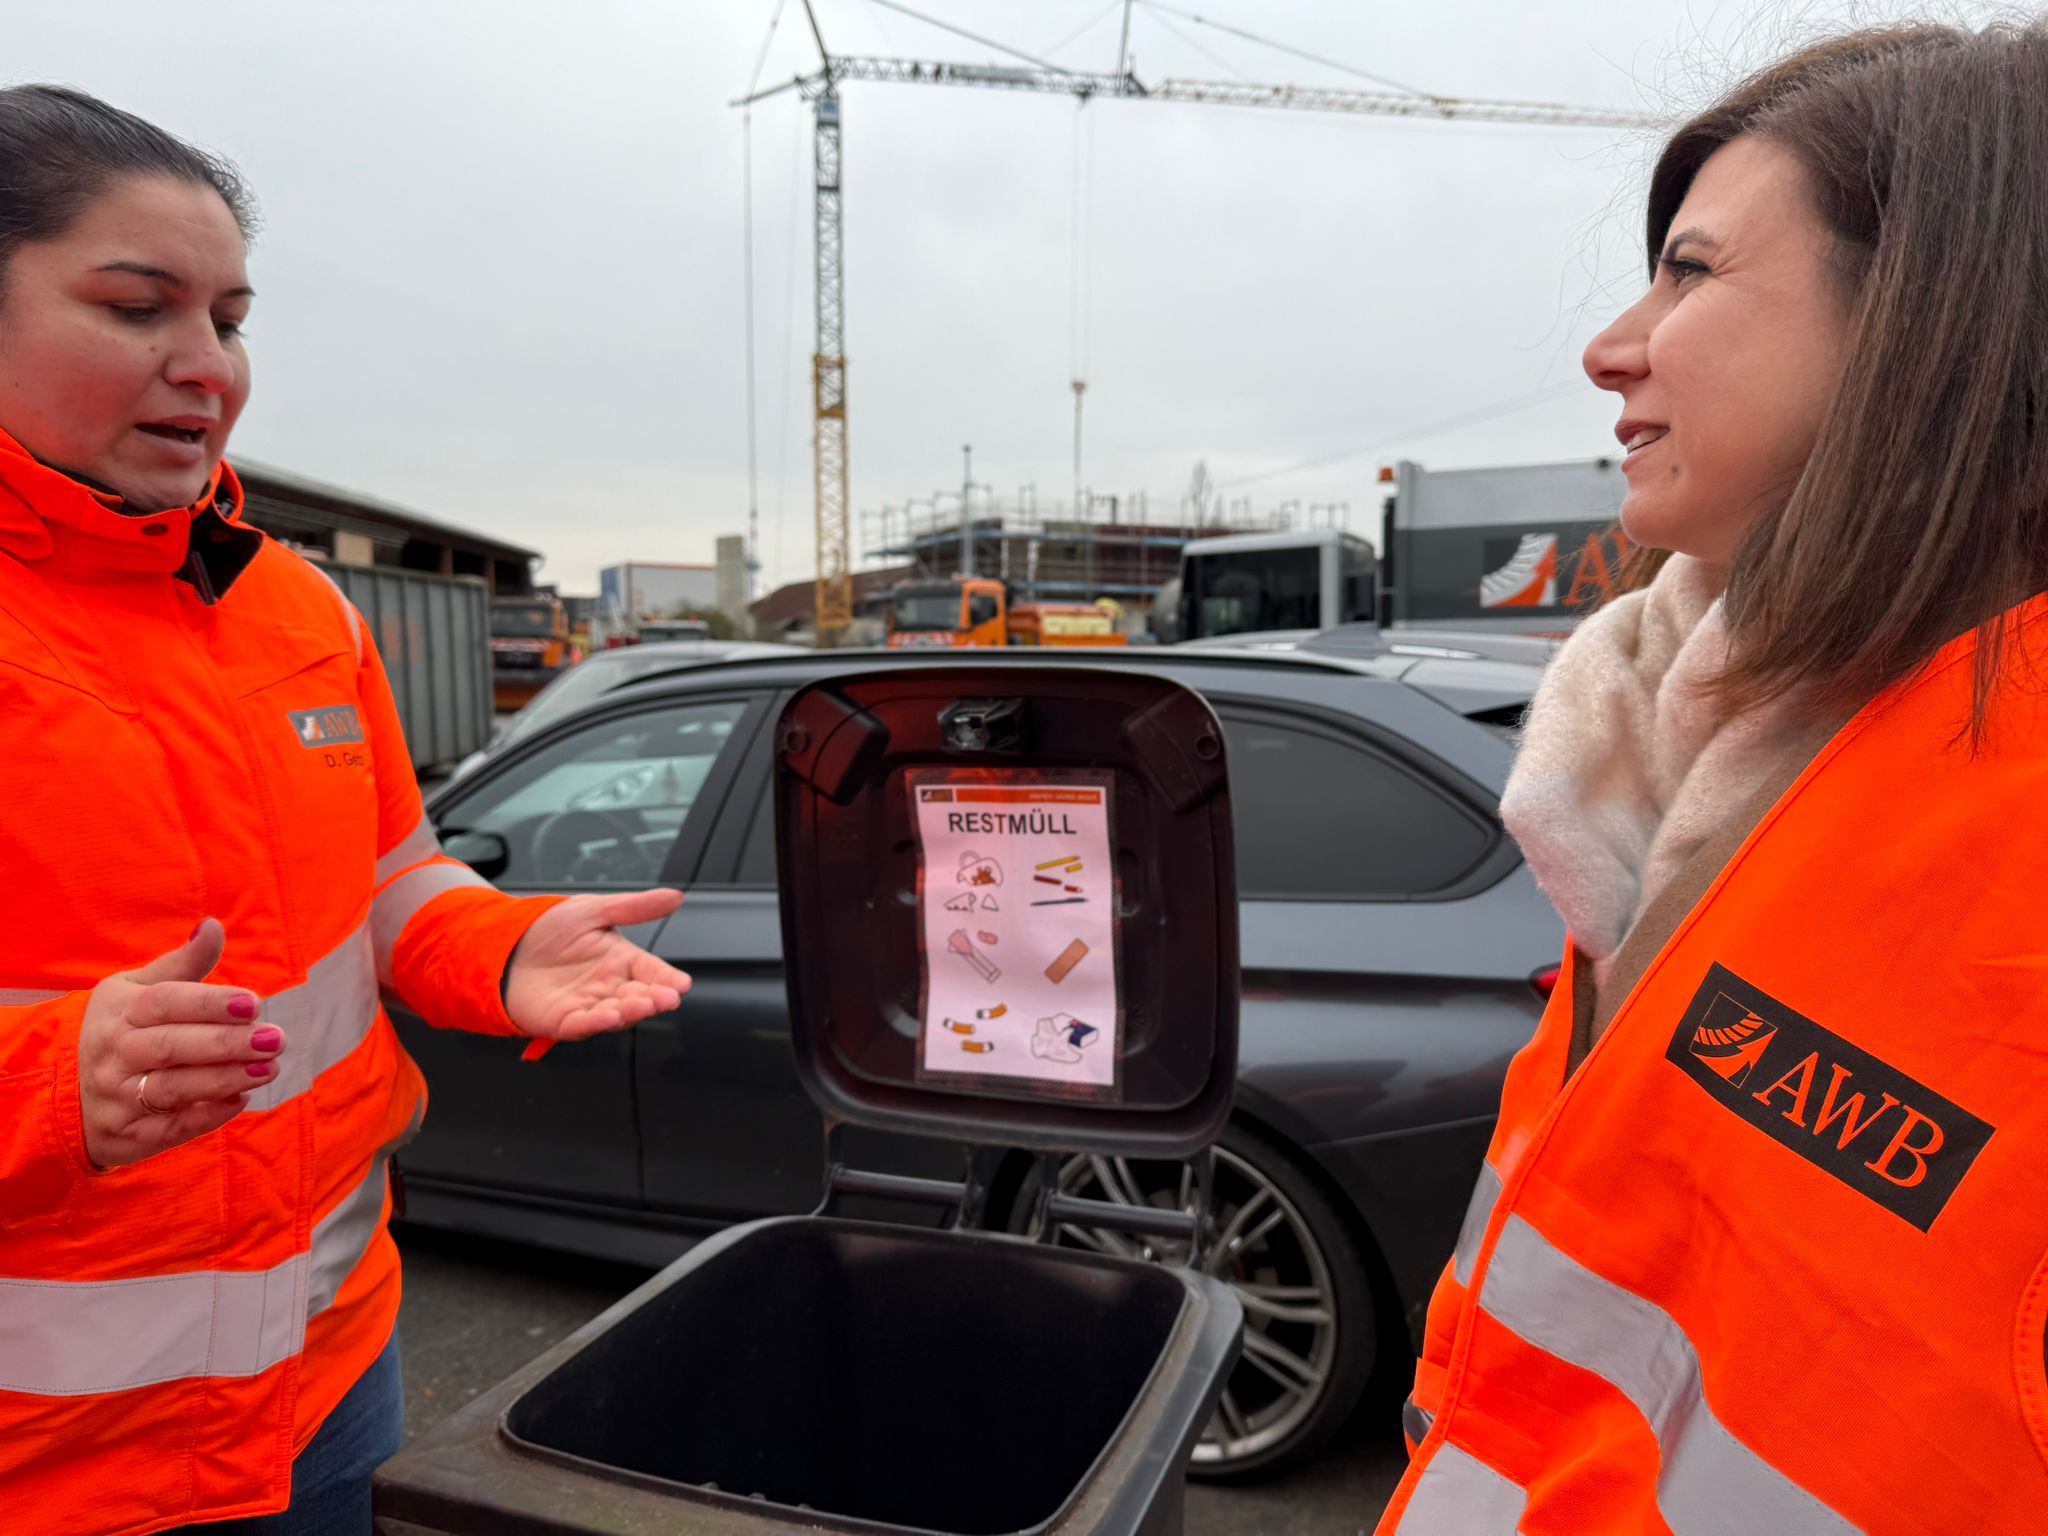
left=77, top=918, right=285, bottom=1170
left=504, top=889, right=692, bottom=1042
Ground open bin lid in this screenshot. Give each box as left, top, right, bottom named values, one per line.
left=774, top=664, right=1238, bottom=1159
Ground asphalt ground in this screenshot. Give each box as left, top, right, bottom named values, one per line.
left=392, top=1223, right=1409, bottom=1535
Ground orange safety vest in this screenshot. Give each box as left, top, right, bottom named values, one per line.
left=1380, top=596, right=2048, bottom=1534
left=0, top=432, right=553, bottom=1534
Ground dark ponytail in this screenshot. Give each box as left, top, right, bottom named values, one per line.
left=0, top=84, right=255, bottom=294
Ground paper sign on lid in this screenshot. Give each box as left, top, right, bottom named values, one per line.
left=910, top=771, right=1121, bottom=1098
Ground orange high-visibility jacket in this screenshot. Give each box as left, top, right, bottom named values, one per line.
left=1381, top=598, right=2048, bottom=1534
left=0, top=431, right=555, bottom=1534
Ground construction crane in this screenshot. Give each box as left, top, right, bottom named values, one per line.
left=745, top=2, right=1663, bottom=640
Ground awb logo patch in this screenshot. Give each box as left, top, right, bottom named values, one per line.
left=1667, top=965, right=1994, bottom=1231
left=288, top=706, right=364, bottom=747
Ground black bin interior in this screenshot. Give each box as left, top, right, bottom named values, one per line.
left=504, top=1222, right=1188, bottom=1535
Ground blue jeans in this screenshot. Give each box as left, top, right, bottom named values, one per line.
left=181, top=1335, right=404, bottom=1534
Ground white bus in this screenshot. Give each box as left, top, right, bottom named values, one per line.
left=1176, top=529, right=1377, bottom=642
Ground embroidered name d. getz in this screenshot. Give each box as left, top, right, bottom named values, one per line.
left=287, top=706, right=366, bottom=768
left=1666, top=964, right=1994, bottom=1231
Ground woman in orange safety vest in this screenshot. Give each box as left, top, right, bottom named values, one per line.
left=0, top=87, right=695, bottom=1533
left=1382, top=21, right=2048, bottom=1535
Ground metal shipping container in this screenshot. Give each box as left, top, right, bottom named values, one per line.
left=327, top=565, right=492, bottom=773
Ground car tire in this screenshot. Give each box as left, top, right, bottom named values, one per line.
left=1009, top=1120, right=1379, bottom=1483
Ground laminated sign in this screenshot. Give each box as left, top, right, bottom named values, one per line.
left=910, top=771, right=1121, bottom=1096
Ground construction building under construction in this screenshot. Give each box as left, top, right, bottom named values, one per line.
left=860, top=495, right=1349, bottom=616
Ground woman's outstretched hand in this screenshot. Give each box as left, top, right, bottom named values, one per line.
left=503, top=889, right=692, bottom=1042
left=78, top=918, right=286, bottom=1170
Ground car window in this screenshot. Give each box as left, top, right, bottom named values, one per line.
left=439, top=700, right=747, bottom=887
left=1219, top=711, right=1492, bottom=898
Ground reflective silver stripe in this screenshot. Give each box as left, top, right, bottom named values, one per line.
left=1401, top=1396, right=1434, bottom=1447
left=1481, top=1214, right=1862, bottom=1535
left=1452, top=1161, right=1502, bottom=1286
left=370, top=860, right=490, bottom=986
left=0, top=989, right=66, bottom=1006
left=1395, top=1441, right=1527, bottom=1533
left=306, top=1102, right=420, bottom=1318
left=0, top=1151, right=395, bottom=1396
left=244, top=924, right=379, bottom=1114
left=375, top=815, right=443, bottom=887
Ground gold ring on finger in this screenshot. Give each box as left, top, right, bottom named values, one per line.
left=136, top=1073, right=174, bottom=1116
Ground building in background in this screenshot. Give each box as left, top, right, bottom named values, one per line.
left=598, top=561, right=719, bottom=629
left=860, top=495, right=1327, bottom=630
left=234, top=459, right=540, bottom=595
left=749, top=564, right=915, bottom=644
left=714, top=535, right=751, bottom=629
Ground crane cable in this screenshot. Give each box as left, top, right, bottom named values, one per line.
left=741, top=0, right=789, bottom=588
left=1218, top=380, right=1588, bottom=490
left=1137, top=1, right=1435, bottom=100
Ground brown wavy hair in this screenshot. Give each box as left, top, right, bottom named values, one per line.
left=1633, top=22, right=2048, bottom=732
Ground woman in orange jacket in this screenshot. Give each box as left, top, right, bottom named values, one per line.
left=0, top=87, right=693, bottom=1533
left=1383, top=21, right=2048, bottom=1535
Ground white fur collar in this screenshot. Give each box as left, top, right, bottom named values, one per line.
left=1499, top=553, right=1810, bottom=980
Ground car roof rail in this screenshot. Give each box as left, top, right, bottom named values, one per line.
left=605, top=641, right=1385, bottom=699
left=1297, top=622, right=1390, bottom=659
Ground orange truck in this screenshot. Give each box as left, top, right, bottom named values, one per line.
left=885, top=579, right=1128, bottom=649
left=489, top=594, right=574, bottom=711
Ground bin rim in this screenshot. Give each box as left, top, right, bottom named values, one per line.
left=482, top=1213, right=1236, bottom=1536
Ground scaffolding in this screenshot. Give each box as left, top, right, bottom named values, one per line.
left=859, top=490, right=1353, bottom=605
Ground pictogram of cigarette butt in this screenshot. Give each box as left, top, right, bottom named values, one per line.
left=1045, top=939, right=1089, bottom=984
left=975, top=1004, right=1008, bottom=1020
left=944, top=1019, right=975, bottom=1035
left=961, top=1040, right=995, bottom=1054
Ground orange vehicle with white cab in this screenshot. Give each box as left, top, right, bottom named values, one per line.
left=885, top=579, right=1128, bottom=649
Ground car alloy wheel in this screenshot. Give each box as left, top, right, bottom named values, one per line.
left=1027, top=1136, right=1362, bottom=1478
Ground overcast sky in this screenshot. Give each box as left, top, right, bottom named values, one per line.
left=4, top=1, right=2001, bottom=592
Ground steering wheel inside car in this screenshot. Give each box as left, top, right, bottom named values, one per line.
left=528, top=809, right=651, bottom=884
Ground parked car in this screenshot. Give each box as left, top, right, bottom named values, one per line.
left=447, top=637, right=805, bottom=784
left=393, top=641, right=1563, bottom=1479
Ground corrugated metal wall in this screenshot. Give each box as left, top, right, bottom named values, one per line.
left=328, top=565, right=492, bottom=771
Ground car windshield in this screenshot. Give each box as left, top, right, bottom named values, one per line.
left=492, top=603, right=556, bottom=638
left=499, top=650, right=691, bottom=746
left=892, top=590, right=961, bottom=630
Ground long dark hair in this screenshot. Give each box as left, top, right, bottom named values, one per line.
left=1636, top=23, right=2048, bottom=732
left=0, top=85, right=255, bottom=293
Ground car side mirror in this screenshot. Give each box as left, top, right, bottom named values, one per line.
left=442, top=830, right=510, bottom=880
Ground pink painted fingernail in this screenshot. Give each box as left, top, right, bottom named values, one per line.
left=249, top=1026, right=282, bottom=1052
left=246, top=1061, right=275, bottom=1080
left=228, top=996, right=259, bottom=1020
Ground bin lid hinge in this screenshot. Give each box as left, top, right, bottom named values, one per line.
left=1029, top=1146, right=1219, bottom=1270
left=816, top=1124, right=1006, bottom=1232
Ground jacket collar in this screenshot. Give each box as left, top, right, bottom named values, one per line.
left=0, top=427, right=261, bottom=601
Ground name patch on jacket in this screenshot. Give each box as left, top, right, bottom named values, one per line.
left=288, top=706, right=364, bottom=747
left=1666, top=964, right=1993, bottom=1230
